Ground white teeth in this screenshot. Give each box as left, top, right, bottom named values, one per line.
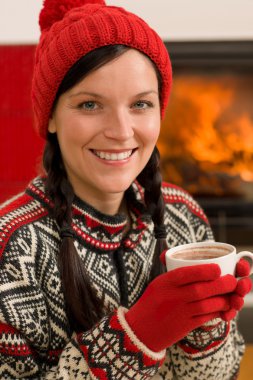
left=93, top=150, right=133, bottom=161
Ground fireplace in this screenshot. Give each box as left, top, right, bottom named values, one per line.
left=158, top=41, right=253, bottom=246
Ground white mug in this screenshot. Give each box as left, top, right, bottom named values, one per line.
left=165, top=241, right=253, bottom=276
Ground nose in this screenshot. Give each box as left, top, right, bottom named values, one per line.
left=103, top=109, right=134, bottom=141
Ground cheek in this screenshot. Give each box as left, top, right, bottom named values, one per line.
left=142, top=117, right=161, bottom=145
left=56, top=125, right=83, bottom=164
left=57, top=117, right=86, bottom=147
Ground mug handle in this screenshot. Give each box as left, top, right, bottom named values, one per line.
left=237, top=251, right=253, bottom=275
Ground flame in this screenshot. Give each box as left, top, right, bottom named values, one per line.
left=158, top=72, right=253, bottom=198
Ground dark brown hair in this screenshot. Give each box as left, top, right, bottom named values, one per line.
left=43, top=45, right=168, bottom=332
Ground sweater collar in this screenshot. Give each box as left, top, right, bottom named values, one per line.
left=27, top=177, right=151, bottom=251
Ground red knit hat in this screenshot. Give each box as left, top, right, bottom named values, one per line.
left=32, top=0, right=172, bottom=139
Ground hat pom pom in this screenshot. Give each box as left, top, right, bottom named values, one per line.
left=39, top=0, right=106, bottom=31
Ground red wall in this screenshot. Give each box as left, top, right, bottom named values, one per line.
left=0, top=45, right=45, bottom=204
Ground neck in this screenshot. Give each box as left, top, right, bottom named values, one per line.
left=75, top=190, right=126, bottom=216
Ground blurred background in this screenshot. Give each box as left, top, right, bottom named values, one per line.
left=0, top=0, right=252, bottom=347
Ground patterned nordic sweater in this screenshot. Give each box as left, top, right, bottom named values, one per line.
left=0, top=177, right=244, bottom=380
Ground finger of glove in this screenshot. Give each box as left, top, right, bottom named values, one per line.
left=229, top=294, right=244, bottom=311
left=220, top=308, right=237, bottom=321
left=236, top=258, right=251, bottom=277
left=167, top=264, right=221, bottom=286
left=185, top=274, right=237, bottom=302
left=192, top=312, right=221, bottom=328
left=235, top=277, right=252, bottom=296
left=190, top=296, right=230, bottom=316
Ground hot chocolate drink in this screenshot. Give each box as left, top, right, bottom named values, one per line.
left=171, top=248, right=230, bottom=261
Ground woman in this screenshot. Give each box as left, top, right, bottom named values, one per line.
left=0, top=0, right=251, bottom=378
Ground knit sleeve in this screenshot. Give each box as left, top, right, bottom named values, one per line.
left=44, top=307, right=165, bottom=379
left=165, top=318, right=245, bottom=380
left=0, top=310, right=165, bottom=379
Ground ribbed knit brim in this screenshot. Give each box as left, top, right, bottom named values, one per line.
left=32, top=2, right=172, bottom=139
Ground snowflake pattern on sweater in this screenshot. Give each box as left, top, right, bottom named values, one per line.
left=0, top=177, right=245, bottom=379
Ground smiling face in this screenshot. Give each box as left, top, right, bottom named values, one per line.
left=48, top=49, right=161, bottom=214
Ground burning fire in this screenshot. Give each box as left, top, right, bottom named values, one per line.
left=158, top=72, right=253, bottom=198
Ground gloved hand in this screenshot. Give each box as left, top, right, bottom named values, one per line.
left=125, top=264, right=237, bottom=352
left=160, top=250, right=252, bottom=321
left=221, top=258, right=252, bottom=321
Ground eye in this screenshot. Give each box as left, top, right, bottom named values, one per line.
left=132, top=100, right=154, bottom=110
left=79, top=101, right=99, bottom=111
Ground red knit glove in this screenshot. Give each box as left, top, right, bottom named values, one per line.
left=160, top=251, right=252, bottom=321
left=221, top=258, right=252, bottom=321
left=125, top=264, right=237, bottom=352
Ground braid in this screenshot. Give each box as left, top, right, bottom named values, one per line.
left=43, top=133, right=73, bottom=225
left=137, top=146, right=168, bottom=282
left=43, top=133, right=106, bottom=332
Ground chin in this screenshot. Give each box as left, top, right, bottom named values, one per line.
left=102, top=180, right=134, bottom=194
left=104, top=185, right=131, bottom=194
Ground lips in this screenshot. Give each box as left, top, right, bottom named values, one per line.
left=92, top=149, right=135, bottom=161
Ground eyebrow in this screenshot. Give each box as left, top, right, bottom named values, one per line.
left=68, top=90, right=159, bottom=98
